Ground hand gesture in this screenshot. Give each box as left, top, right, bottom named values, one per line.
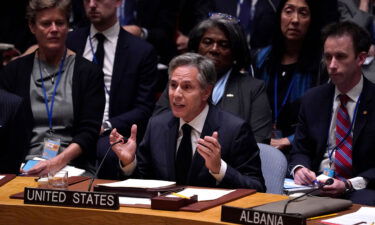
left=294, top=167, right=316, bottom=185
left=109, top=125, right=137, bottom=166
left=321, top=178, right=346, bottom=196
left=197, top=131, right=221, bottom=174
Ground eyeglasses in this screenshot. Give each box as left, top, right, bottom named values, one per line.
left=208, top=12, right=240, bottom=24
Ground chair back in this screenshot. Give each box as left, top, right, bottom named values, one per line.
left=257, top=143, right=287, bottom=194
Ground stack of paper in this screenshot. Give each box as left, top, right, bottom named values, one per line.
left=321, top=207, right=375, bottom=225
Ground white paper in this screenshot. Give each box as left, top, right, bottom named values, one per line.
left=98, top=179, right=176, bottom=189
left=119, top=197, right=151, bottom=205
left=321, top=207, right=375, bottom=225
left=167, top=188, right=235, bottom=201
left=60, top=165, right=85, bottom=177
left=0, top=175, right=5, bottom=180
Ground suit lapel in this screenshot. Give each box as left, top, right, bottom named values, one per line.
left=319, top=84, right=335, bottom=156
left=187, top=106, right=220, bottom=184
left=166, top=117, right=179, bottom=180
left=110, top=28, right=129, bottom=105
left=76, top=27, right=90, bottom=56
left=352, top=79, right=372, bottom=146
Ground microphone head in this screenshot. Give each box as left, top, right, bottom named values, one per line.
left=325, top=178, right=334, bottom=185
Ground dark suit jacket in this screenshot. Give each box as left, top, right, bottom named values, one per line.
left=211, top=0, right=280, bottom=49
left=0, top=89, right=28, bottom=174
left=137, top=105, right=265, bottom=191
left=290, top=78, right=375, bottom=189
left=66, top=27, right=158, bottom=138
left=153, top=70, right=272, bottom=143
left=0, top=53, right=105, bottom=171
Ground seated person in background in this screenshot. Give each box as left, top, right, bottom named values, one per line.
left=66, top=0, right=158, bottom=179
left=0, top=89, right=28, bottom=174
left=253, top=0, right=328, bottom=152
left=289, top=22, right=375, bottom=206
left=154, top=14, right=272, bottom=144
left=110, top=53, right=265, bottom=191
left=338, top=0, right=375, bottom=83
left=0, top=0, right=105, bottom=176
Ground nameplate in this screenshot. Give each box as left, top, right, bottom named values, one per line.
left=221, top=205, right=305, bottom=225
left=24, top=187, right=119, bottom=210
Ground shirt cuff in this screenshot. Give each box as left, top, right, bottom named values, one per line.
left=291, top=165, right=304, bottom=177
left=348, top=177, right=368, bottom=190
left=287, top=134, right=295, bottom=143
left=119, top=157, right=137, bottom=176
left=209, top=159, right=227, bottom=183
left=140, top=27, right=148, bottom=40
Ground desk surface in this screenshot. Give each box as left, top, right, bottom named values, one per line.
left=0, top=177, right=360, bottom=225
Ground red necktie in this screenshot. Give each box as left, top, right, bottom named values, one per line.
left=334, top=94, right=353, bottom=179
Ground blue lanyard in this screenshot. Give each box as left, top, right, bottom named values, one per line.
left=273, top=73, right=297, bottom=123
left=88, top=34, right=110, bottom=95
left=38, top=49, right=67, bottom=132
left=328, top=93, right=361, bottom=163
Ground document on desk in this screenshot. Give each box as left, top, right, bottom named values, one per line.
left=98, top=179, right=176, bottom=189
left=284, top=178, right=317, bottom=194
left=321, top=207, right=375, bottom=225
left=119, top=196, right=151, bottom=205
left=0, top=175, right=4, bottom=180
left=167, top=188, right=235, bottom=201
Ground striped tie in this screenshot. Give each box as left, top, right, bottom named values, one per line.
left=334, top=94, right=353, bottom=179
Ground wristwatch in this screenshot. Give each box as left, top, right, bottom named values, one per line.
left=102, top=121, right=112, bottom=133
left=344, top=180, right=353, bottom=193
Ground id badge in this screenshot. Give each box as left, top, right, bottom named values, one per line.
left=42, top=137, right=60, bottom=160
left=323, top=168, right=335, bottom=177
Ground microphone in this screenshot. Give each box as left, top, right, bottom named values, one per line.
left=87, top=137, right=128, bottom=191
left=283, top=178, right=334, bottom=214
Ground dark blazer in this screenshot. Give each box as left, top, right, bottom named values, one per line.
left=211, top=0, right=280, bottom=49
left=0, top=53, right=105, bottom=169
left=66, top=27, right=158, bottom=138
left=289, top=78, right=375, bottom=189
left=153, top=70, right=272, bottom=143
left=0, top=89, right=28, bottom=174
left=137, top=105, right=265, bottom=191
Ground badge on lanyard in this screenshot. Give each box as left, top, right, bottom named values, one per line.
left=42, top=137, right=61, bottom=160
left=323, top=168, right=335, bottom=178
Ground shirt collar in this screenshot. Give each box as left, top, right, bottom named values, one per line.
left=179, top=104, right=209, bottom=134
left=334, top=75, right=363, bottom=103
left=90, top=21, right=120, bottom=44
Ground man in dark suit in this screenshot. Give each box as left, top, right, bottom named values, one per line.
left=0, top=89, right=28, bottom=174
left=289, top=22, right=375, bottom=205
left=109, top=53, right=265, bottom=190
left=66, top=0, right=158, bottom=179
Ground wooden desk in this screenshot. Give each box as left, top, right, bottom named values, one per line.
left=0, top=177, right=362, bottom=225
left=0, top=177, right=288, bottom=225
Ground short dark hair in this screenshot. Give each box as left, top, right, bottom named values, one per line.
left=188, top=15, right=250, bottom=71
left=322, top=21, right=371, bottom=55
left=27, top=0, right=71, bottom=24
left=168, top=53, right=217, bottom=89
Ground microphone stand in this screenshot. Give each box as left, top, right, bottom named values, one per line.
left=283, top=178, right=334, bottom=214
left=87, top=138, right=127, bottom=191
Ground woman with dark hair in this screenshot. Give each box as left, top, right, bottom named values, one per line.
left=0, top=0, right=105, bottom=176
left=154, top=14, right=272, bottom=143
left=253, top=0, right=328, bottom=151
